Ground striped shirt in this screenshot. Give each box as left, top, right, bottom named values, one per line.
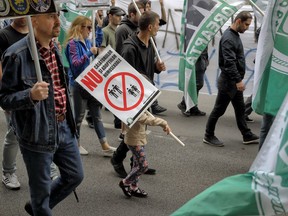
left=38, top=41, right=66, bottom=116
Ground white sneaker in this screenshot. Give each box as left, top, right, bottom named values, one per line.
left=102, top=146, right=116, bottom=157
left=2, top=173, right=20, bottom=190
left=79, top=145, right=88, bottom=155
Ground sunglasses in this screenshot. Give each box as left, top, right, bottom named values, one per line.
left=82, top=26, right=92, bottom=31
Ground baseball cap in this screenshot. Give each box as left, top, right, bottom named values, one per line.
left=108, top=6, right=126, bottom=16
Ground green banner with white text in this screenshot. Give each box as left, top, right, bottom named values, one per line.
left=172, top=93, right=288, bottom=216
left=178, top=0, right=246, bottom=111
left=252, top=0, right=288, bottom=116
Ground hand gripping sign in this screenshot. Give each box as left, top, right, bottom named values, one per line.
left=76, top=46, right=185, bottom=147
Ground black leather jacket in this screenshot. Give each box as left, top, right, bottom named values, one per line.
left=218, top=27, right=246, bottom=94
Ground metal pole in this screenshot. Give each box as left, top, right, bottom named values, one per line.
left=26, top=16, right=43, bottom=82
left=92, top=10, right=96, bottom=47
left=248, top=0, right=265, bottom=17
left=131, top=0, right=162, bottom=63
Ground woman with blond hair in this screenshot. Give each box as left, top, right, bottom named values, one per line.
left=65, top=15, right=116, bottom=156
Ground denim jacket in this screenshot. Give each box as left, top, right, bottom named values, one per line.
left=0, top=35, right=77, bottom=153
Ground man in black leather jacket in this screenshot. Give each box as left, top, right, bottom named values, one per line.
left=203, top=11, right=259, bottom=147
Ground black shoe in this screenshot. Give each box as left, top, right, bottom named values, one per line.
left=114, top=122, right=121, bottom=129
left=245, top=116, right=254, bottom=123
left=111, top=158, right=127, bottom=178
left=130, top=188, right=148, bottom=198
left=151, top=105, right=167, bottom=115
left=189, top=109, right=206, bottom=116
left=144, top=168, right=156, bottom=175
left=203, top=135, right=224, bottom=147
left=24, top=202, right=33, bottom=216
left=177, top=102, right=186, bottom=112
left=119, top=180, right=131, bottom=197
left=243, top=133, right=259, bottom=144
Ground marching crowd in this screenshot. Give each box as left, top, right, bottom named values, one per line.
left=0, top=0, right=273, bottom=215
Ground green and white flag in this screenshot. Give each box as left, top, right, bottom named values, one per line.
left=58, top=2, right=92, bottom=67
left=172, top=93, right=288, bottom=216
left=252, top=0, right=288, bottom=116
left=250, top=0, right=268, bottom=23
left=178, top=0, right=246, bottom=111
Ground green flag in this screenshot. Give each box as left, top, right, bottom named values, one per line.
left=252, top=0, right=288, bottom=116
left=178, top=0, right=246, bottom=111
left=172, top=93, right=288, bottom=216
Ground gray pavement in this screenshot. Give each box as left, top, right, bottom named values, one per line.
left=0, top=91, right=261, bottom=216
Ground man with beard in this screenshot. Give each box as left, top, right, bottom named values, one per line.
left=203, top=11, right=259, bottom=147
left=0, top=12, right=83, bottom=215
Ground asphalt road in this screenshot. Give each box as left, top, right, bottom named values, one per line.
left=0, top=91, right=261, bottom=216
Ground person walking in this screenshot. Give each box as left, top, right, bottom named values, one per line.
left=203, top=11, right=259, bottom=147
left=119, top=111, right=171, bottom=198
left=100, top=6, right=126, bottom=130
left=110, top=1, right=146, bottom=178
left=0, top=18, right=59, bottom=190
left=112, top=11, right=166, bottom=177
left=0, top=18, right=28, bottom=190
left=177, top=46, right=209, bottom=116
left=0, top=12, right=84, bottom=215
left=139, top=0, right=167, bottom=115
left=65, top=15, right=116, bottom=156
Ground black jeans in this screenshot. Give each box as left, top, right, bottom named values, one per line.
left=205, top=90, right=251, bottom=137
left=113, top=140, right=129, bottom=163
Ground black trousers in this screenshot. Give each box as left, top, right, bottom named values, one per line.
left=113, top=140, right=129, bottom=163
left=205, top=89, right=251, bottom=137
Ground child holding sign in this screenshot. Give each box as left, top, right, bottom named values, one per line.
left=119, top=111, right=171, bottom=198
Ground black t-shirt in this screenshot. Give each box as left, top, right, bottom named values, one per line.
left=0, top=25, right=28, bottom=57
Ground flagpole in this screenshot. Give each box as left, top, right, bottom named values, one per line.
left=92, top=10, right=96, bottom=47
left=146, top=111, right=185, bottom=147
left=248, top=0, right=265, bottom=16
left=132, top=0, right=162, bottom=63
left=26, top=16, right=43, bottom=82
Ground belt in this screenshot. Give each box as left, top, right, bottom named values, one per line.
left=56, top=113, right=66, bottom=123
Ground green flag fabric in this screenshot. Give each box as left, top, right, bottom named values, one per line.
left=178, top=0, right=246, bottom=111
left=172, top=93, right=288, bottom=216
left=252, top=0, right=288, bottom=116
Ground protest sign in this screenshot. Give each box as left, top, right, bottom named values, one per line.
left=0, top=0, right=56, bottom=18
left=75, top=0, right=110, bottom=10
left=75, top=46, right=161, bottom=128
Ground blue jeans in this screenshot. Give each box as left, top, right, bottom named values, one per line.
left=70, top=85, right=107, bottom=144
left=3, top=111, right=59, bottom=177
left=20, top=120, right=84, bottom=216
